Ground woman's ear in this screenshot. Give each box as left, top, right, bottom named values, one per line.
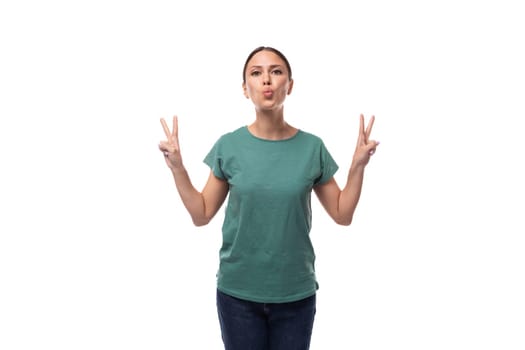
left=242, top=83, right=249, bottom=99
left=287, top=79, right=294, bottom=95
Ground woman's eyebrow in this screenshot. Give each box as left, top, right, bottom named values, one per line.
left=249, top=64, right=284, bottom=70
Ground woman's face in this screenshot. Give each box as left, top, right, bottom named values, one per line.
left=243, top=50, right=293, bottom=112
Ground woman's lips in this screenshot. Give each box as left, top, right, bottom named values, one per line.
left=263, top=90, right=273, bottom=98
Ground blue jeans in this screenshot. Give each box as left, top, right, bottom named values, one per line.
left=216, top=289, right=316, bottom=350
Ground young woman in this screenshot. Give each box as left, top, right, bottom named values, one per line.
left=159, top=46, right=379, bottom=350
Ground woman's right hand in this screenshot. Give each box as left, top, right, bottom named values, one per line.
left=159, top=116, right=183, bottom=170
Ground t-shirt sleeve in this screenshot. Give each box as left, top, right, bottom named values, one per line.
left=314, top=141, right=339, bottom=185
left=203, top=137, right=226, bottom=180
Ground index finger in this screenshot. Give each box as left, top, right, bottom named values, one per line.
left=160, top=118, right=171, bottom=139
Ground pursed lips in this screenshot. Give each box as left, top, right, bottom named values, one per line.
left=263, top=89, right=274, bottom=98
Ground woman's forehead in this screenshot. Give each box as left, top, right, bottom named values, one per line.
left=247, top=50, right=285, bottom=67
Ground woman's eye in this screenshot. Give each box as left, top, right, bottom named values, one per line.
left=251, top=71, right=261, bottom=76
left=272, top=69, right=283, bottom=75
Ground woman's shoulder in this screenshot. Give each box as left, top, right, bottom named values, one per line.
left=296, top=129, right=325, bottom=144
left=217, top=126, right=247, bottom=140
left=212, top=126, right=249, bottom=147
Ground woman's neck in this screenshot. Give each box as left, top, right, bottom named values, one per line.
left=248, top=110, right=297, bottom=140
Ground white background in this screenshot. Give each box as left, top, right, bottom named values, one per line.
left=1, top=0, right=524, bottom=349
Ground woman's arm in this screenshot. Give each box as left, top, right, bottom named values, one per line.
left=159, top=116, right=229, bottom=226
left=314, top=115, right=379, bottom=226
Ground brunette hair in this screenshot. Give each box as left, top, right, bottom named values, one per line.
left=242, top=46, right=293, bottom=83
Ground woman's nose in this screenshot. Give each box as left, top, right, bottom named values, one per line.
left=262, top=73, right=271, bottom=85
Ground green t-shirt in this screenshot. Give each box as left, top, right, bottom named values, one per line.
left=204, top=126, right=338, bottom=303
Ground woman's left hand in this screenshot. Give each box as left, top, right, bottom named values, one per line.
left=352, top=114, right=379, bottom=167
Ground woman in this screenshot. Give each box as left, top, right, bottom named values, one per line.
left=159, top=46, right=379, bottom=350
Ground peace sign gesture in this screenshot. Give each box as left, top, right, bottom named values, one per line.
left=352, top=114, right=379, bottom=167
left=159, top=116, right=182, bottom=169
